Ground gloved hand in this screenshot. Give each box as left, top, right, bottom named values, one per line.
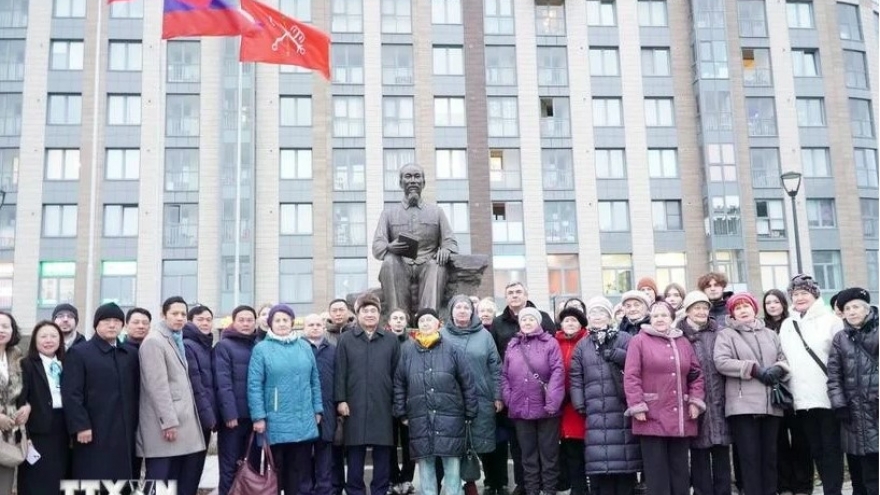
left=765, top=365, right=787, bottom=383
left=602, top=349, right=614, bottom=362
left=751, top=366, right=776, bottom=386
left=834, top=407, right=852, bottom=423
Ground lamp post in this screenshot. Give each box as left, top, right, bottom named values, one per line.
left=780, top=171, right=803, bottom=274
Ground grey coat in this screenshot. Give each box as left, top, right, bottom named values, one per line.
left=570, top=329, right=642, bottom=475
left=679, top=318, right=731, bottom=448
left=136, top=322, right=205, bottom=457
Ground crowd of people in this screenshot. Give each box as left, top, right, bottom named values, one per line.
left=0, top=270, right=874, bottom=495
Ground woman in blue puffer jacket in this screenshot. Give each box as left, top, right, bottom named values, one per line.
left=248, top=304, right=323, bottom=495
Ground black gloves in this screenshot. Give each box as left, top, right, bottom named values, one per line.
left=753, top=364, right=786, bottom=386
left=834, top=407, right=851, bottom=423
left=602, top=349, right=614, bottom=362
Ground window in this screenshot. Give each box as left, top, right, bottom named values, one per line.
left=383, top=149, right=415, bottom=189
left=655, top=252, right=687, bottom=289
left=695, top=0, right=724, bottom=27
left=438, top=202, right=470, bottom=234
left=711, top=196, right=741, bottom=235
left=50, top=40, right=83, bottom=70
left=587, top=0, right=616, bottom=26
left=489, top=149, right=521, bottom=189
left=332, top=44, right=364, bottom=84
left=0, top=40, right=24, bottom=82
left=652, top=201, right=682, bottom=230
left=593, top=98, right=622, bottom=127
left=167, top=41, right=200, bottom=83
left=589, top=48, right=619, bottom=76
left=850, top=99, right=874, bottom=138
left=641, top=48, right=670, bottom=76
left=280, top=259, right=313, bottom=304
left=432, top=0, right=461, bottom=24
left=760, top=251, right=791, bottom=291
left=54, top=0, right=84, bottom=17
left=645, top=98, right=674, bottom=127
left=812, top=251, right=843, bottom=292
left=166, top=94, right=199, bottom=136
left=0, top=264, right=11, bottom=308
left=164, top=148, right=197, bottom=190
left=796, top=98, right=825, bottom=127
left=383, top=97, right=414, bottom=137
left=855, top=148, right=878, bottom=187
left=280, top=149, right=312, bottom=179
left=110, top=0, right=142, bottom=18
left=381, top=0, right=411, bottom=33
left=536, top=0, right=566, bottom=35
left=699, top=41, right=729, bottom=79
left=0, top=149, right=18, bottom=191
left=542, top=149, right=574, bottom=190
left=332, top=149, right=365, bottom=191
left=638, top=0, right=667, bottom=26
left=333, top=96, right=364, bottom=137
left=493, top=255, right=528, bottom=302
left=107, top=94, right=141, bottom=126
left=548, top=254, right=580, bottom=298
left=108, top=41, right=141, bottom=71
left=331, top=0, right=362, bottom=32
left=436, top=149, right=467, bottom=179
left=163, top=204, right=198, bottom=248
left=382, top=45, right=413, bottom=85
left=601, top=254, right=632, bottom=296
left=596, top=148, right=626, bottom=179
left=791, top=49, right=820, bottom=77
left=43, top=204, right=77, bottom=237
left=0, top=0, right=28, bottom=27
left=105, top=148, right=140, bottom=181
left=702, top=91, right=732, bottom=131
left=485, top=0, right=514, bottom=34
left=280, top=96, right=311, bottom=126
left=279, top=0, right=310, bottom=21
left=756, top=200, right=786, bottom=238
left=0, top=94, right=20, bottom=136
left=39, top=262, right=75, bottom=307
left=787, top=1, right=814, bottom=28
left=648, top=149, right=678, bottom=178
left=746, top=97, right=777, bottom=136
left=861, top=199, right=878, bottom=237
left=433, top=46, right=463, bottom=76
left=867, top=251, right=879, bottom=296
left=280, top=203, right=313, bottom=235
left=334, top=258, right=368, bottom=297
left=806, top=199, right=837, bottom=228
left=45, top=149, right=79, bottom=181
left=844, top=50, right=868, bottom=89
left=0, top=206, right=14, bottom=249
left=334, top=203, right=366, bottom=246
left=838, top=3, right=862, bottom=41
left=801, top=148, right=830, bottom=177
left=710, top=250, right=746, bottom=286
left=103, top=205, right=138, bottom=237
left=540, top=98, right=570, bottom=138
left=738, top=0, right=767, bottom=37
left=486, top=46, right=517, bottom=86
left=435, top=97, right=465, bottom=127
left=488, top=97, right=518, bottom=137
left=162, top=260, right=197, bottom=303
left=750, top=148, right=780, bottom=187
left=47, top=94, right=81, bottom=125
left=742, top=48, right=771, bottom=86
left=492, top=202, right=524, bottom=243
left=599, top=201, right=629, bottom=232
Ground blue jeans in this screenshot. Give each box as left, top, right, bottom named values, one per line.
left=418, top=456, right=462, bottom=495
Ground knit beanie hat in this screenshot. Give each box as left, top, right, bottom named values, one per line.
left=637, top=277, right=659, bottom=295
left=726, top=292, right=759, bottom=316
left=267, top=304, right=295, bottom=329
left=93, top=302, right=125, bottom=329
left=558, top=307, right=588, bottom=328
left=518, top=307, right=543, bottom=324
left=415, top=307, right=440, bottom=323
left=681, top=291, right=711, bottom=312
left=620, top=290, right=651, bottom=308
left=355, top=293, right=381, bottom=313
left=788, top=274, right=821, bottom=299
left=53, top=303, right=79, bottom=322
left=835, top=287, right=871, bottom=311
left=585, top=296, right=614, bottom=319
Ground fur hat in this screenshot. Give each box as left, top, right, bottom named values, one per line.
left=681, top=291, right=711, bottom=312
left=93, top=302, right=125, bottom=329
left=788, top=274, right=821, bottom=299
left=835, top=287, right=870, bottom=311
left=726, top=292, right=759, bottom=316
left=415, top=307, right=440, bottom=323
left=355, top=293, right=381, bottom=313
left=558, top=307, right=588, bottom=328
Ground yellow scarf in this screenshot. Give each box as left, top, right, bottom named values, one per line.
left=414, top=331, right=441, bottom=349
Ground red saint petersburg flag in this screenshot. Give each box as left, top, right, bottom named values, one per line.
left=162, top=0, right=257, bottom=40
left=239, top=0, right=331, bottom=79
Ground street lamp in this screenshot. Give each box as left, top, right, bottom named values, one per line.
left=780, top=171, right=803, bottom=274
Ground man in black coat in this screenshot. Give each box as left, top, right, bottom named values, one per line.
left=335, top=294, right=401, bottom=495
left=62, top=302, right=140, bottom=480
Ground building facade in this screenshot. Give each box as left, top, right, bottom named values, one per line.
left=0, top=0, right=877, bottom=331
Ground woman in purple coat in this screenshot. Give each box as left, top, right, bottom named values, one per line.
left=624, top=301, right=706, bottom=495
left=502, top=307, right=565, bottom=495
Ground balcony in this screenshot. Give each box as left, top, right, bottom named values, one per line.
left=744, top=68, right=772, bottom=87
left=748, top=119, right=777, bottom=137
left=167, top=64, right=199, bottom=83
left=165, top=171, right=198, bottom=192
left=540, top=118, right=571, bottom=138
left=164, top=223, right=197, bottom=248
left=166, top=118, right=199, bottom=137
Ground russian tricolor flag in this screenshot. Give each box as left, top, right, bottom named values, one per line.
left=162, top=0, right=256, bottom=40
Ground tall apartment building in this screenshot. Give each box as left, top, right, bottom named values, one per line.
left=0, top=0, right=876, bottom=331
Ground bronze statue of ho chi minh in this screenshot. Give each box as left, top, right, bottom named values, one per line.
left=372, top=163, right=459, bottom=318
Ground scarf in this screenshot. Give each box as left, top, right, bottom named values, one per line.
left=415, top=332, right=441, bottom=349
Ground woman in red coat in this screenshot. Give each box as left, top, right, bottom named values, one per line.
left=556, top=306, right=589, bottom=495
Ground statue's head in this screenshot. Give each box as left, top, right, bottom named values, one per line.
left=399, top=163, right=425, bottom=206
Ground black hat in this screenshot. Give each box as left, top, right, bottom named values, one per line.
left=835, top=288, right=870, bottom=311
left=93, top=302, right=125, bottom=329
left=414, top=308, right=440, bottom=323
left=52, top=303, right=79, bottom=322
left=557, top=307, right=588, bottom=328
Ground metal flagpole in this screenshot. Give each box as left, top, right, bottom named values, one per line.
left=84, top=0, right=105, bottom=334
left=233, top=57, right=244, bottom=308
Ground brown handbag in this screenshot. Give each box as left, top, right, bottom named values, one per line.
left=229, top=433, right=278, bottom=495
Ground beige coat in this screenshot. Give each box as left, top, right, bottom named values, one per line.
left=136, top=322, right=205, bottom=457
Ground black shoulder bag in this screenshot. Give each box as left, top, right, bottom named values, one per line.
left=792, top=321, right=827, bottom=376
left=518, top=345, right=548, bottom=398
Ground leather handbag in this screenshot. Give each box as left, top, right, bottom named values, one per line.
left=460, top=421, right=482, bottom=482
left=229, top=433, right=278, bottom=495
left=770, top=381, right=794, bottom=411
left=0, top=426, right=27, bottom=468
